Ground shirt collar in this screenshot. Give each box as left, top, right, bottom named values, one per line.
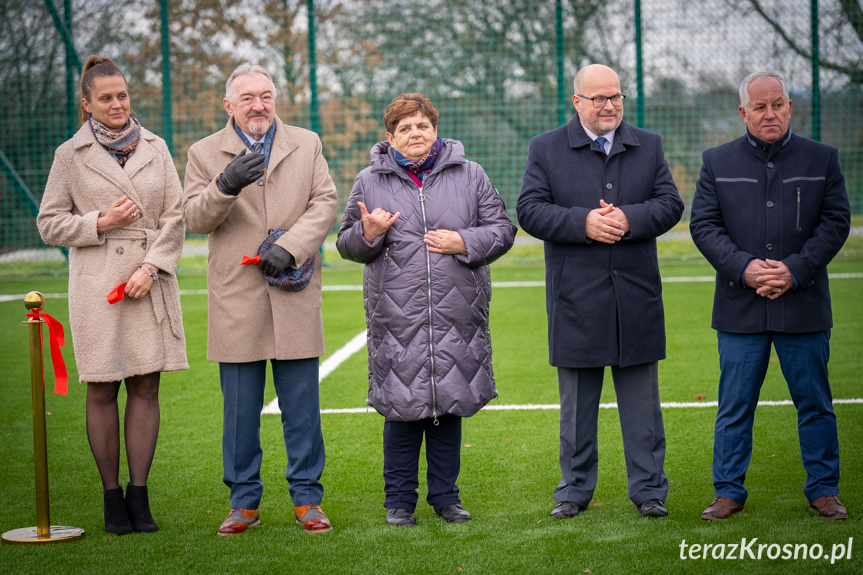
left=746, top=129, right=792, bottom=153
left=581, top=124, right=615, bottom=151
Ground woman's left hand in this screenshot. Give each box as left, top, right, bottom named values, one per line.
left=124, top=267, right=154, bottom=301
left=424, top=229, right=467, bottom=255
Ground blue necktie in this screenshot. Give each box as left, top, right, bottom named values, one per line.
left=595, top=136, right=607, bottom=154
left=253, top=142, right=263, bottom=154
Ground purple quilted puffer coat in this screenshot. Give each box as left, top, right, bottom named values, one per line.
left=337, top=139, right=517, bottom=421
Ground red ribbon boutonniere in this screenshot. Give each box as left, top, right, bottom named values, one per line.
left=25, top=312, right=69, bottom=396
left=240, top=255, right=261, bottom=266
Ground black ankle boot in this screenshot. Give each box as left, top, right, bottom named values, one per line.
left=125, top=483, right=159, bottom=532
left=103, top=487, right=133, bottom=535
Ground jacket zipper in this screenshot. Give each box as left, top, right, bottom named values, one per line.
left=796, top=188, right=801, bottom=231
left=378, top=246, right=389, bottom=293
left=471, top=269, right=480, bottom=294
left=416, top=181, right=439, bottom=425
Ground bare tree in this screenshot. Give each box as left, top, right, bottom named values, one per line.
left=733, top=0, right=863, bottom=84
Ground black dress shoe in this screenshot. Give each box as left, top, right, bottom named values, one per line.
left=435, top=503, right=472, bottom=523
left=550, top=501, right=581, bottom=519
left=386, top=508, right=417, bottom=526
left=638, top=499, right=668, bottom=518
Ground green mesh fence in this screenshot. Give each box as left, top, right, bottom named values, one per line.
left=2, top=0, right=861, bottom=266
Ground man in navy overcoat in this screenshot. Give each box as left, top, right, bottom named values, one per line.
left=690, top=71, right=850, bottom=521
left=517, top=64, right=684, bottom=519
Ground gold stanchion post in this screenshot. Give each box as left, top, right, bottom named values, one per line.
left=2, top=292, right=85, bottom=544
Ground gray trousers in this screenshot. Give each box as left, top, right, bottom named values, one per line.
left=555, top=362, right=668, bottom=508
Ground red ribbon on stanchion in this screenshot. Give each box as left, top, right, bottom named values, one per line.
left=107, top=283, right=127, bottom=304
left=25, top=312, right=68, bottom=396
left=240, top=255, right=261, bottom=266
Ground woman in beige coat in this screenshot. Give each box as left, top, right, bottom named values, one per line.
left=37, top=56, right=187, bottom=535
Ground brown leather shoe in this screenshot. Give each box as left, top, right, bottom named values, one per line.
left=809, top=495, right=848, bottom=520
left=295, top=504, right=332, bottom=533
left=700, top=497, right=744, bottom=521
left=218, top=508, right=260, bottom=536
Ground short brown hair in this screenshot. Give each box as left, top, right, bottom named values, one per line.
left=382, top=93, right=439, bottom=134
left=79, top=55, right=127, bottom=126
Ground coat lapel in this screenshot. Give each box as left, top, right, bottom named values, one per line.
left=267, top=117, right=298, bottom=175
left=608, top=121, right=640, bottom=159
left=75, top=125, right=139, bottom=204
left=219, top=117, right=246, bottom=156
left=124, top=132, right=157, bottom=181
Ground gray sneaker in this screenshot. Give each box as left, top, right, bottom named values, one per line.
left=386, top=508, right=417, bottom=526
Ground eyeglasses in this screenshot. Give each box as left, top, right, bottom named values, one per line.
left=577, top=93, right=626, bottom=108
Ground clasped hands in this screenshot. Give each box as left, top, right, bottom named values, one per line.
left=586, top=199, right=630, bottom=244
left=358, top=201, right=466, bottom=255
left=744, top=259, right=793, bottom=300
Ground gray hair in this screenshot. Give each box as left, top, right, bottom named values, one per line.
left=739, top=71, right=789, bottom=108
left=225, top=63, right=277, bottom=100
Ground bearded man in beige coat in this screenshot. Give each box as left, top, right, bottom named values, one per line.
left=183, top=63, right=337, bottom=535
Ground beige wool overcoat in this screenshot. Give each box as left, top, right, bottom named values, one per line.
left=37, top=123, right=188, bottom=382
left=182, top=117, right=337, bottom=362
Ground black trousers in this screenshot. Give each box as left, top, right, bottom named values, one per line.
left=383, top=414, right=462, bottom=513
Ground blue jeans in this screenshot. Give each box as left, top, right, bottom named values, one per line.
left=713, top=330, right=839, bottom=503
left=220, top=358, right=325, bottom=509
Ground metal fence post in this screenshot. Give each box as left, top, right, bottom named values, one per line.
left=161, top=0, right=174, bottom=155
left=555, top=0, right=566, bottom=126
left=635, top=0, right=645, bottom=129
left=811, top=0, right=820, bottom=142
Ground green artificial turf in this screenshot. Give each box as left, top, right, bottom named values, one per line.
left=0, top=252, right=860, bottom=575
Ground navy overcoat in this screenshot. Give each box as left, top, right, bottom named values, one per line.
left=517, top=117, right=684, bottom=368
left=690, top=131, right=850, bottom=333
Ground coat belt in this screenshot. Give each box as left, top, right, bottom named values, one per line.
left=106, top=227, right=184, bottom=340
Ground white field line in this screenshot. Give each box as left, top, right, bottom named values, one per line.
left=261, top=330, right=368, bottom=415
left=4, top=272, right=863, bottom=302
left=316, top=398, right=863, bottom=415
left=4, top=277, right=861, bottom=416
left=263, top=325, right=863, bottom=415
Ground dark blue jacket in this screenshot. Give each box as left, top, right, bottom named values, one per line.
left=690, top=131, right=850, bottom=333
left=517, top=117, right=683, bottom=368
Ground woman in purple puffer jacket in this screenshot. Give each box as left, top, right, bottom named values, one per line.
left=337, top=93, right=516, bottom=527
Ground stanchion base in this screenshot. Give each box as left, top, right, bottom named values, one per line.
left=2, top=526, right=85, bottom=544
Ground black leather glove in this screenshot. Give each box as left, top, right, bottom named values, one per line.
left=216, top=149, right=266, bottom=196
left=259, top=244, right=295, bottom=277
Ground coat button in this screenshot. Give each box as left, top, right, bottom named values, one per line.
left=767, top=201, right=774, bottom=207
left=257, top=179, right=265, bottom=186
left=268, top=229, right=274, bottom=235
left=612, top=269, right=618, bottom=276
left=767, top=162, right=774, bottom=168
left=116, top=247, right=124, bottom=255
left=606, top=183, right=613, bottom=189
left=729, top=281, right=735, bottom=286
left=766, top=243, right=773, bottom=251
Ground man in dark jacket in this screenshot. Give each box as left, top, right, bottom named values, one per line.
left=690, top=71, right=850, bottom=521
left=517, top=64, right=684, bottom=519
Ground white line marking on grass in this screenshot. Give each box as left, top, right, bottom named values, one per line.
left=6, top=272, right=862, bottom=302
left=309, top=398, right=863, bottom=415
left=261, top=330, right=368, bottom=415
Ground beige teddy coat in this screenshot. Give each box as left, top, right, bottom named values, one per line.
left=182, top=117, right=337, bottom=362
left=37, top=123, right=188, bottom=382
